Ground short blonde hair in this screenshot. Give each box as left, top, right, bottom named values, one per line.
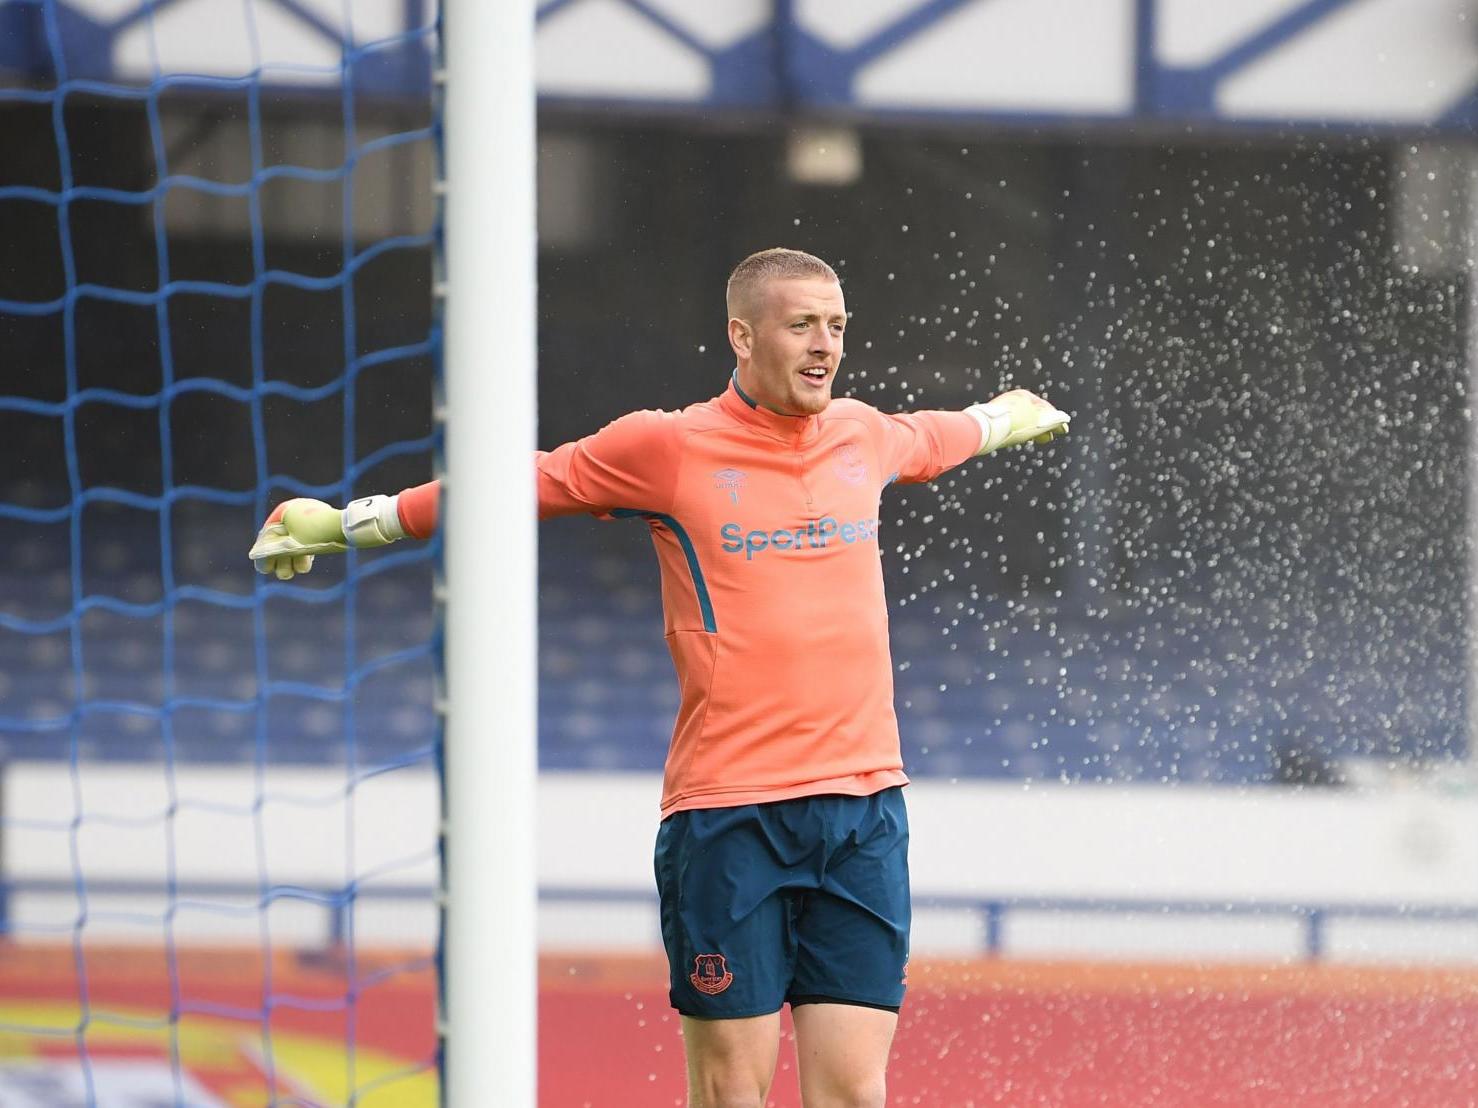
left=726, top=248, right=839, bottom=320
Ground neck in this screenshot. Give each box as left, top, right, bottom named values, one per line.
left=734, top=365, right=808, bottom=418
left=732, top=366, right=761, bottom=410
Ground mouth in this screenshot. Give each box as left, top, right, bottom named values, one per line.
left=798, top=366, right=831, bottom=387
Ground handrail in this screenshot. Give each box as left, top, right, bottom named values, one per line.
left=6, top=879, right=1475, bottom=961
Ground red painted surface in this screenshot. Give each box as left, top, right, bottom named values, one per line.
left=5, top=946, right=1478, bottom=1106
left=537, top=956, right=1478, bottom=1107
left=0, top=945, right=437, bottom=1102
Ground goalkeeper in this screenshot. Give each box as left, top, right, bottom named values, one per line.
left=250, top=248, right=1067, bottom=1108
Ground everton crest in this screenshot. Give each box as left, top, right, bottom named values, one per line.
left=689, top=953, right=733, bottom=995
left=831, top=442, right=867, bottom=485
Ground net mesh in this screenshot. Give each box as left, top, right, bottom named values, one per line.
left=0, top=2, right=441, bottom=1103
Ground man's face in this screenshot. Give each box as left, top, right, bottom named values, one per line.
left=731, top=277, right=846, bottom=417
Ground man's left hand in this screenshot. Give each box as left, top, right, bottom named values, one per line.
left=967, top=389, right=1071, bottom=455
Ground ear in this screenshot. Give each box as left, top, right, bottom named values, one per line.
left=727, top=317, right=753, bottom=360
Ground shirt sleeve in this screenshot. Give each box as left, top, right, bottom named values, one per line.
left=536, top=409, right=682, bottom=520
left=396, top=480, right=441, bottom=539
left=871, top=408, right=984, bottom=485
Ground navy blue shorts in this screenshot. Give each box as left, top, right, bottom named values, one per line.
left=653, top=787, right=910, bottom=1019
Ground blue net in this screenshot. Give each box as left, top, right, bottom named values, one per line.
left=0, top=1, right=441, bottom=1102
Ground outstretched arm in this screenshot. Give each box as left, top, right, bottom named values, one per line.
left=535, top=408, right=680, bottom=520
left=249, top=404, right=679, bottom=579
left=873, top=388, right=1070, bottom=486
left=248, top=480, right=440, bottom=580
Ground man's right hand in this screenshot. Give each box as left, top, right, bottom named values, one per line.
left=249, top=498, right=348, bottom=580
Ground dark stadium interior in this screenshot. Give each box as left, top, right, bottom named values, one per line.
left=0, top=99, right=1467, bottom=781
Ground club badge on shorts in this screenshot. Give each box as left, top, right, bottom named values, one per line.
left=690, top=954, right=733, bottom=995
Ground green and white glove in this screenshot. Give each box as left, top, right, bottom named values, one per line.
left=248, top=495, right=404, bottom=580
left=966, top=388, right=1071, bottom=455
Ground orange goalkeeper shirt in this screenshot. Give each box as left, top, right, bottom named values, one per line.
left=533, top=375, right=984, bottom=816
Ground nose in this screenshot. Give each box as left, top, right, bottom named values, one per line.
left=811, top=329, right=839, bottom=359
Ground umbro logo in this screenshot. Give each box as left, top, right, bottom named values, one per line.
left=713, top=468, right=746, bottom=504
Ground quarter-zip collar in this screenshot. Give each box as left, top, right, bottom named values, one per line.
left=719, top=368, right=821, bottom=445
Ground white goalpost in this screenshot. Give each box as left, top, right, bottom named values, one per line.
left=439, top=0, right=538, bottom=1103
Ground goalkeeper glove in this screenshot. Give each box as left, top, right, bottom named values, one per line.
left=248, top=495, right=405, bottom=580
left=966, top=388, right=1071, bottom=455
